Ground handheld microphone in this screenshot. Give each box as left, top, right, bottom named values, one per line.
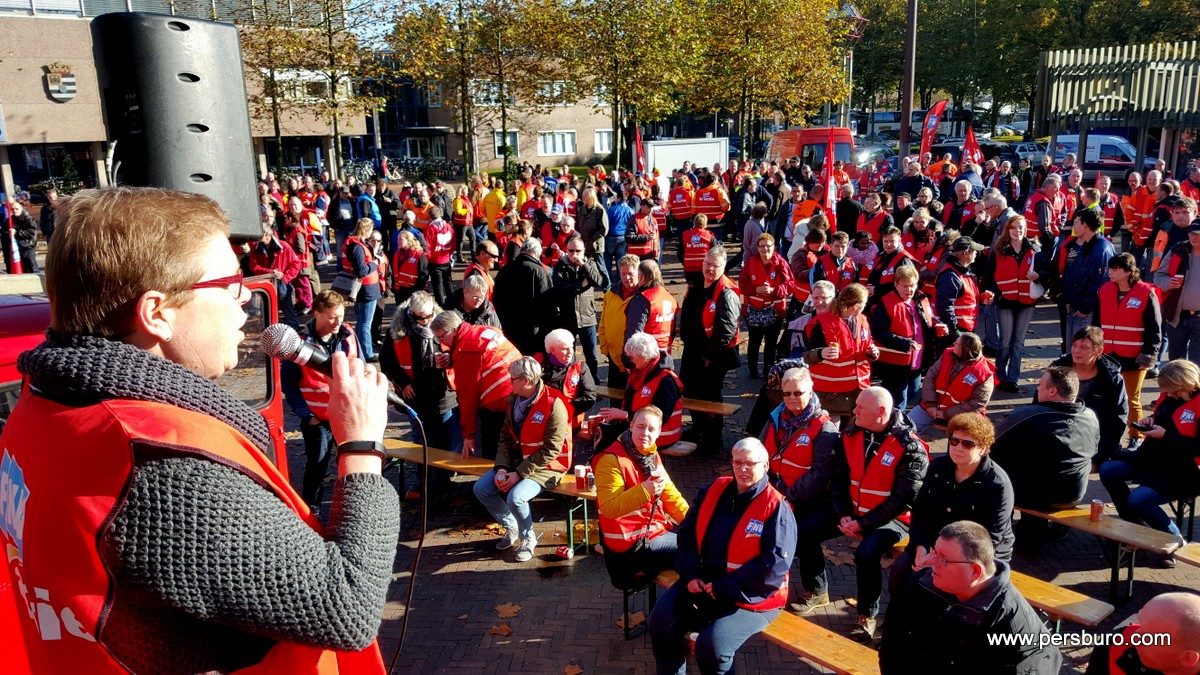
left=259, top=323, right=414, bottom=414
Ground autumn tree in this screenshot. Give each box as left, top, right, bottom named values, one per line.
left=850, top=0, right=904, bottom=116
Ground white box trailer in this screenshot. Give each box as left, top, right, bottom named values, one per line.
left=645, top=138, right=730, bottom=176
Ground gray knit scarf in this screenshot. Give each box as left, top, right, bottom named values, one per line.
left=17, top=331, right=273, bottom=454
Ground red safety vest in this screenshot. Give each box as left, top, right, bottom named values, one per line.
left=514, top=385, right=572, bottom=474
left=541, top=227, right=573, bottom=268
left=298, top=329, right=360, bottom=421
left=462, top=262, right=495, bottom=299
left=519, top=200, right=540, bottom=223
left=1021, top=191, right=1062, bottom=239
left=692, top=186, right=728, bottom=223
left=1098, top=281, right=1154, bottom=358
left=533, top=352, right=584, bottom=427
left=681, top=227, right=715, bottom=273
left=928, top=350, right=993, bottom=415
left=0, top=394, right=382, bottom=674
left=630, top=367, right=684, bottom=447
left=639, top=286, right=677, bottom=351
left=869, top=249, right=917, bottom=290
left=391, top=249, right=423, bottom=291
left=844, top=427, right=926, bottom=525
left=342, top=238, right=380, bottom=287
left=592, top=442, right=672, bottom=553
left=875, top=291, right=931, bottom=366
left=790, top=245, right=827, bottom=303
left=766, top=411, right=831, bottom=489
left=702, top=276, right=741, bottom=348
left=452, top=324, right=522, bottom=413
left=1125, top=188, right=1156, bottom=245
left=627, top=214, right=659, bottom=258
left=856, top=210, right=890, bottom=242
left=1172, top=396, right=1200, bottom=463
left=816, top=253, right=860, bottom=292
left=669, top=187, right=695, bottom=220
left=936, top=262, right=979, bottom=330
left=993, top=244, right=1039, bottom=305
left=809, top=312, right=873, bottom=393
left=1097, top=193, right=1119, bottom=233
left=742, top=254, right=788, bottom=315
left=451, top=196, right=472, bottom=227
left=693, top=477, right=789, bottom=612
left=1106, top=624, right=1143, bottom=674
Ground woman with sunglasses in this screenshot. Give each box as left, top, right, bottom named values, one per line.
left=0, top=187, right=397, bottom=672
left=892, top=413, right=1014, bottom=592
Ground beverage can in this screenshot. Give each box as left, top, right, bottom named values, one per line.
left=982, top=290, right=995, bottom=302
left=1090, top=499, right=1104, bottom=522
left=555, top=545, right=575, bottom=559
left=586, top=468, right=596, bottom=491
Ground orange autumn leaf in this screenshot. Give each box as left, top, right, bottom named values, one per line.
left=495, top=602, right=523, bottom=619
left=489, top=623, right=513, bottom=636
left=565, top=666, right=584, bottom=675
left=615, top=611, right=645, bottom=629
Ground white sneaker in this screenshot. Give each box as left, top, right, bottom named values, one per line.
left=496, top=529, right=519, bottom=551
left=514, top=532, right=537, bottom=562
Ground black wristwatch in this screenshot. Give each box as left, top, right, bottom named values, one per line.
left=337, top=440, right=388, bottom=460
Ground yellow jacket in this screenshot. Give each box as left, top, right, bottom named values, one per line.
left=598, top=287, right=634, bottom=373
left=482, top=188, right=507, bottom=233
left=593, top=451, right=688, bottom=525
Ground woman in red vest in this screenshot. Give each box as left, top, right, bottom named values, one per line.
left=803, top=283, right=879, bottom=426
left=739, top=233, right=795, bottom=379
left=593, top=332, right=685, bottom=448
left=1099, top=359, right=1200, bottom=545
left=983, top=216, right=1048, bottom=393
left=762, top=367, right=839, bottom=510
left=472, top=357, right=571, bottom=563
left=593, top=406, right=689, bottom=588
left=869, top=265, right=936, bottom=411
left=909, top=333, right=994, bottom=437
left=0, top=187, right=396, bottom=673
left=390, top=229, right=430, bottom=306
left=1098, top=253, right=1163, bottom=447
left=648, top=438, right=796, bottom=674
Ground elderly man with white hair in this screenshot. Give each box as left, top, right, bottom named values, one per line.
left=535, top=328, right=597, bottom=432
left=791, top=386, right=929, bottom=642
left=594, top=331, right=684, bottom=449
left=473, top=356, right=571, bottom=562
left=648, top=437, right=797, bottom=675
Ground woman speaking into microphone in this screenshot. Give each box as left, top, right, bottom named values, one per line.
left=0, top=187, right=399, bottom=673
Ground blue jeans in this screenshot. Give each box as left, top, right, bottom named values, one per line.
left=649, top=580, right=778, bottom=675
left=907, top=404, right=942, bottom=439
left=1099, top=459, right=1183, bottom=537
left=299, top=419, right=335, bottom=505
left=980, top=302, right=1000, bottom=350
left=403, top=407, right=463, bottom=492
left=576, top=324, right=600, bottom=383
left=1168, top=314, right=1200, bottom=365
left=1065, top=310, right=1093, bottom=349
left=354, top=299, right=377, bottom=360
left=996, top=304, right=1035, bottom=383
left=473, top=469, right=544, bottom=541
left=875, top=362, right=921, bottom=413
left=793, top=503, right=907, bottom=617
left=334, top=229, right=350, bottom=268
left=603, top=236, right=627, bottom=282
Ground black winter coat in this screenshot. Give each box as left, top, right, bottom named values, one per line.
left=679, top=278, right=742, bottom=372
left=908, top=455, right=1015, bottom=562
left=990, top=400, right=1099, bottom=510
left=1040, top=354, right=1128, bottom=461
left=493, top=252, right=555, bottom=356
left=552, top=256, right=606, bottom=330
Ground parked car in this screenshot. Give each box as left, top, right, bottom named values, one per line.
left=763, top=127, right=858, bottom=180
left=1051, top=134, right=1157, bottom=183
left=856, top=144, right=897, bottom=168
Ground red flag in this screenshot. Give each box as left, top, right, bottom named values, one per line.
left=634, top=126, right=646, bottom=174
left=822, top=133, right=838, bottom=216
left=962, top=126, right=983, bottom=166
left=920, top=99, right=948, bottom=160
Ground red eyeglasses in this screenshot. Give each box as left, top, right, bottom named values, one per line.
left=189, top=271, right=244, bottom=299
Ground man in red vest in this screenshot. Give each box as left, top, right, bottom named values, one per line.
left=473, top=357, right=571, bottom=562
left=648, top=438, right=796, bottom=674
left=1085, top=592, right=1200, bottom=674
left=793, top=387, right=928, bottom=642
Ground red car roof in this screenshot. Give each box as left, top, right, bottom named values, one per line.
left=0, top=294, right=50, bottom=385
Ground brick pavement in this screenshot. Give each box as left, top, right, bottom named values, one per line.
left=284, top=250, right=1200, bottom=675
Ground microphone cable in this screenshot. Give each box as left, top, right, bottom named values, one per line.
left=389, top=401, right=427, bottom=668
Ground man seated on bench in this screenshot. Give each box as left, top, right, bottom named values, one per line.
left=648, top=438, right=796, bottom=675
left=472, top=357, right=571, bottom=563
left=592, top=332, right=684, bottom=451
left=794, top=387, right=929, bottom=642
left=1085, top=591, right=1200, bottom=674
left=880, top=521, right=1062, bottom=675
left=908, top=332, right=994, bottom=438
left=594, top=405, right=689, bottom=590
left=990, top=366, right=1100, bottom=554
left=534, top=329, right=598, bottom=436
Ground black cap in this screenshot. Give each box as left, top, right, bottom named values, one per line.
left=896, top=192, right=912, bottom=200
left=951, top=236, right=985, bottom=252
left=1186, top=220, right=1200, bottom=234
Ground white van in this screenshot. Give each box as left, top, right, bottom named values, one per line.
left=1051, top=134, right=1157, bottom=183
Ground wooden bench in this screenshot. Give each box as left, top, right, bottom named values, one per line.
left=596, top=386, right=742, bottom=417
left=382, top=440, right=597, bottom=553
left=1174, top=542, right=1200, bottom=569
left=654, top=570, right=881, bottom=675
left=1016, top=506, right=1184, bottom=603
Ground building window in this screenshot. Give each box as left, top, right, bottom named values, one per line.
left=594, top=83, right=609, bottom=107
left=404, top=137, right=447, bottom=159
left=536, top=80, right=571, bottom=106
left=425, top=82, right=443, bottom=108
left=494, top=131, right=519, bottom=159
left=594, top=130, right=613, bottom=155
left=538, top=131, right=577, bottom=157
left=473, top=80, right=515, bottom=107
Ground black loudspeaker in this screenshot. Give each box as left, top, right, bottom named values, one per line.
left=92, top=12, right=260, bottom=241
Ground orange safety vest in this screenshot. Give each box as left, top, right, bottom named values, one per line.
left=936, top=262, right=979, bottom=330
left=298, top=328, right=360, bottom=421
left=681, top=227, right=715, bottom=273
left=0, top=394, right=382, bottom=674
left=742, top=254, right=789, bottom=315
left=1182, top=180, right=1200, bottom=202
left=342, top=238, right=380, bottom=287
left=391, top=249, right=424, bottom=291
left=765, top=410, right=831, bottom=489
left=856, top=210, right=891, bottom=243
left=809, top=312, right=873, bottom=393
left=844, top=428, right=925, bottom=525
left=993, top=244, right=1039, bottom=305
left=1021, top=190, right=1062, bottom=239
left=513, top=385, right=572, bottom=474
left=928, top=349, right=993, bottom=414
left=462, top=262, right=495, bottom=300
left=592, top=442, right=672, bottom=553
left=627, top=214, right=659, bottom=258
left=630, top=367, right=683, bottom=447
left=408, top=202, right=433, bottom=231
left=1132, top=187, right=1157, bottom=246
left=1098, top=281, right=1154, bottom=359
left=702, top=276, right=740, bottom=348
left=693, top=477, right=789, bottom=612
left=669, top=187, right=695, bottom=220
left=875, top=291, right=931, bottom=366
left=639, top=285, right=678, bottom=351
left=692, top=186, right=729, bottom=224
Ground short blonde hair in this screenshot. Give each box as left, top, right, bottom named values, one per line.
left=1159, top=360, right=1200, bottom=394
left=353, top=218, right=375, bottom=239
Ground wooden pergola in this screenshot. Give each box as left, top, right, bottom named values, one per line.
left=1034, top=40, right=1200, bottom=173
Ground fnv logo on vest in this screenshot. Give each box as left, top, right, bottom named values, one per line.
left=964, top=374, right=979, bottom=385
left=1183, top=410, right=1196, bottom=423
left=532, top=412, right=545, bottom=423
left=880, top=452, right=896, bottom=467
left=641, top=386, right=652, bottom=397
left=745, top=519, right=765, bottom=536
left=691, top=234, right=702, bottom=244
left=798, top=433, right=811, bottom=445
left=0, top=450, right=30, bottom=558
left=570, top=374, right=580, bottom=386
left=1127, top=297, right=1143, bottom=309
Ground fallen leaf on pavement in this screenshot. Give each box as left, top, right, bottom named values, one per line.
left=564, top=665, right=584, bottom=675
left=483, top=523, right=506, bottom=535
left=283, top=431, right=302, bottom=440
left=457, top=613, right=469, bottom=620
left=495, top=602, right=523, bottom=619
left=616, top=611, right=645, bottom=629
left=738, top=393, right=757, bottom=399
left=489, top=623, right=512, bottom=636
